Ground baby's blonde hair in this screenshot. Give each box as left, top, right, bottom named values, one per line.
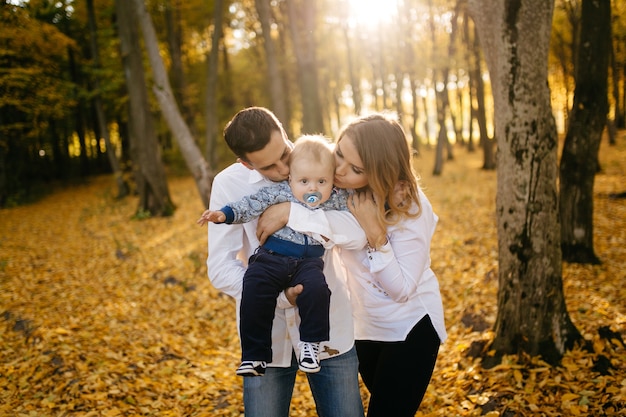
left=288, top=134, right=335, bottom=173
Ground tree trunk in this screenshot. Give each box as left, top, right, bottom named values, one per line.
left=67, top=47, right=90, bottom=177
left=609, top=17, right=618, bottom=145
left=255, top=0, right=289, bottom=126
left=443, top=4, right=461, bottom=153
left=204, top=0, right=224, bottom=170
left=409, top=76, right=420, bottom=154
left=342, top=23, right=361, bottom=116
left=164, top=0, right=196, bottom=137
left=463, top=12, right=476, bottom=153
left=428, top=0, right=449, bottom=175
left=132, top=0, right=214, bottom=209
left=454, top=71, right=465, bottom=147
left=559, top=0, right=610, bottom=264
left=421, top=93, right=432, bottom=148
left=286, top=0, right=324, bottom=134
left=470, top=22, right=495, bottom=169
left=87, top=0, right=128, bottom=199
left=116, top=0, right=174, bottom=217
left=468, top=0, right=581, bottom=365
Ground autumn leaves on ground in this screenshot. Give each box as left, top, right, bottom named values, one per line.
left=1, top=137, right=625, bottom=417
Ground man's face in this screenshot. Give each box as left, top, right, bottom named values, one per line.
left=241, top=130, right=293, bottom=182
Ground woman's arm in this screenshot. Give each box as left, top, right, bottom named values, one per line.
left=288, top=204, right=367, bottom=249
left=361, top=192, right=438, bottom=302
left=257, top=201, right=368, bottom=249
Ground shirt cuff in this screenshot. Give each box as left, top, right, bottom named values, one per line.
left=366, top=240, right=393, bottom=273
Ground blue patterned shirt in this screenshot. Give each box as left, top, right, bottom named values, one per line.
left=220, top=181, right=350, bottom=247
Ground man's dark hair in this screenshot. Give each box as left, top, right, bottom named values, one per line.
left=223, top=107, right=285, bottom=161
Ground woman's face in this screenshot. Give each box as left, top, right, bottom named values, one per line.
left=334, top=135, right=369, bottom=190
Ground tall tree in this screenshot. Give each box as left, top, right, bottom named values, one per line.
left=286, top=0, right=324, bottom=134
left=470, top=21, right=496, bottom=169
left=204, top=0, right=224, bottom=170
left=163, top=0, right=196, bottom=136
left=255, top=0, right=289, bottom=126
left=341, top=21, right=362, bottom=116
left=468, top=0, right=581, bottom=364
left=0, top=2, right=74, bottom=206
left=559, top=0, right=611, bottom=264
left=132, top=0, right=214, bottom=208
left=551, top=0, right=581, bottom=127
left=116, top=0, right=174, bottom=217
left=428, top=0, right=452, bottom=175
left=87, top=0, right=128, bottom=199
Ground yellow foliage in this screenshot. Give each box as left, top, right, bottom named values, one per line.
left=1, top=136, right=625, bottom=416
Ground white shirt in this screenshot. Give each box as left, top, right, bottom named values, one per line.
left=207, top=162, right=367, bottom=367
left=289, top=188, right=447, bottom=343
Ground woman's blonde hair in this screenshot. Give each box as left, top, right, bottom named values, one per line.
left=337, top=114, right=421, bottom=226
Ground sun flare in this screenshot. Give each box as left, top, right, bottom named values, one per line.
left=345, top=0, right=400, bottom=28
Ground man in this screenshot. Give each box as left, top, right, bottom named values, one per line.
left=207, top=107, right=365, bottom=417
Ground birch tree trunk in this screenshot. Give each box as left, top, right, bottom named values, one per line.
left=132, top=0, right=214, bottom=208
left=468, top=0, right=581, bottom=365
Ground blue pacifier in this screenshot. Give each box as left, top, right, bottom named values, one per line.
left=304, top=192, right=322, bottom=205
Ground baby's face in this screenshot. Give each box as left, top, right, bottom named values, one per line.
left=289, top=158, right=335, bottom=208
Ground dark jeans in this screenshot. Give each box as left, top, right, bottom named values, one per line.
left=356, top=315, right=440, bottom=417
left=240, top=248, right=331, bottom=362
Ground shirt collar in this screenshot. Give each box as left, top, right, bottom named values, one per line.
left=247, top=165, right=268, bottom=185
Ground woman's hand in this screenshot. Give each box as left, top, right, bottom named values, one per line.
left=257, top=202, right=290, bottom=244
left=348, top=191, right=387, bottom=249
left=392, top=181, right=408, bottom=207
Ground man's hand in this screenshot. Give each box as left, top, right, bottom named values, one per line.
left=285, top=284, right=303, bottom=306
left=257, top=202, right=290, bottom=244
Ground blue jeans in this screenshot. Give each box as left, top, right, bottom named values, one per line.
left=243, top=345, right=364, bottom=417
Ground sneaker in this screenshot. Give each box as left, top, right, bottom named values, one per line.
left=298, top=342, right=321, bottom=373
left=236, top=360, right=266, bottom=377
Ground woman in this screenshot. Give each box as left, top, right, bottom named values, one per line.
left=265, top=113, right=446, bottom=416
left=335, top=114, right=446, bottom=416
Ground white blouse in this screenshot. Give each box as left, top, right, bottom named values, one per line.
left=289, top=188, right=447, bottom=343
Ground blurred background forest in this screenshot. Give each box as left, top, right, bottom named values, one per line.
left=1, top=0, right=625, bottom=209
left=1, top=1, right=625, bottom=414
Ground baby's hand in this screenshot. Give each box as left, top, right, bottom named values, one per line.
left=196, top=209, right=226, bottom=226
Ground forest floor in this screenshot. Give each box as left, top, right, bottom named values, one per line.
left=1, top=134, right=625, bottom=417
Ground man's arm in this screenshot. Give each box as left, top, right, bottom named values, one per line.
left=206, top=172, right=251, bottom=299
